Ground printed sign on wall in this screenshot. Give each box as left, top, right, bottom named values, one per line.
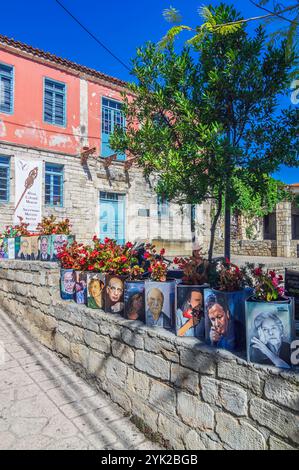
left=14, top=158, right=42, bottom=231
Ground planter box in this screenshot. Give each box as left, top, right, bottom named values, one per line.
left=204, top=288, right=252, bottom=351
left=39, top=235, right=52, bottom=261
left=87, top=273, right=105, bottom=309
left=0, top=238, right=8, bottom=259
left=60, top=268, right=75, bottom=300
left=51, top=235, right=75, bottom=262
left=245, top=296, right=295, bottom=369
left=145, top=280, right=176, bottom=330
left=175, top=284, right=208, bottom=338
left=104, top=274, right=126, bottom=316
left=124, top=280, right=145, bottom=322
left=17, top=235, right=40, bottom=260
left=74, top=271, right=88, bottom=304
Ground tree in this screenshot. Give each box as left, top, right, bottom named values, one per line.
left=110, top=4, right=299, bottom=260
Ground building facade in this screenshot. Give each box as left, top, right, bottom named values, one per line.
left=0, top=35, right=194, bottom=255
left=0, top=35, right=297, bottom=258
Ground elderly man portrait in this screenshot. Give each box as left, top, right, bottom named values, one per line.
left=106, top=276, right=124, bottom=314
left=146, top=287, right=171, bottom=328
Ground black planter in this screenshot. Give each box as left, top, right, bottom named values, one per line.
left=245, top=295, right=295, bottom=368
left=124, top=280, right=145, bottom=322
left=175, top=284, right=208, bottom=338
left=145, top=279, right=176, bottom=330
left=204, top=288, right=252, bottom=351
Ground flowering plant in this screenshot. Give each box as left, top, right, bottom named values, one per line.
left=36, top=215, right=71, bottom=235
left=250, top=265, right=284, bottom=301
left=144, top=244, right=168, bottom=281
left=173, top=248, right=209, bottom=285
left=91, top=237, right=139, bottom=275
left=57, top=241, right=91, bottom=270
left=216, top=258, right=250, bottom=292
left=1, top=217, right=31, bottom=237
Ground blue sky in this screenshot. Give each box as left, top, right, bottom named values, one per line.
left=1, top=0, right=298, bottom=183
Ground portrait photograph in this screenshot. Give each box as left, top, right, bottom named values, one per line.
left=7, top=238, right=16, bottom=259
left=60, top=269, right=76, bottom=300
left=17, top=236, right=39, bottom=261
left=87, top=273, right=105, bottom=309
left=124, top=281, right=145, bottom=322
left=75, top=271, right=88, bottom=304
left=0, top=239, right=8, bottom=259
left=51, top=234, right=68, bottom=261
left=104, top=275, right=125, bottom=315
left=175, top=285, right=205, bottom=338
left=246, top=300, right=294, bottom=369
left=145, top=281, right=175, bottom=330
left=39, top=235, right=52, bottom=261
left=204, top=289, right=245, bottom=351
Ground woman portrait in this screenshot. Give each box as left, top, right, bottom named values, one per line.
left=126, top=292, right=144, bottom=321
left=88, top=277, right=105, bottom=309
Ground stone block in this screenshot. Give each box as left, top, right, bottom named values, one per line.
left=126, top=367, right=150, bottom=401
left=177, top=392, right=214, bottom=431
left=149, top=380, right=176, bottom=417
left=84, top=330, right=110, bottom=354
left=269, top=436, right=295, bottom=450
left=201, top=377, right=248, bottom=417
left=170, top=363, right=199, bottom=395
left=121, top=327, right=144, bottom=349
left=135, top=350, right=170, bottom=381
left=111, top=340, right=135, bottom=365
left=215, top=413, right=266, bottom=450
left=180, top=348, right=215, bottom=376
left=183, top=429, right=206, bottom=450
left=87, top=350, right=106, bottom=378
left=217, top=361, right=261, bottom=394
left=105, top=356, right=128, bottom=388
left=264, top=376, right=299, bottom=411
left=250, top=398, right=299, bottom=445
left=157, top=414, right=187, bottom=450
left=54, top=333, right=71, bottom=358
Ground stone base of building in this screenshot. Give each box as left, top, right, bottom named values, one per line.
left=214, top=240, right=278, bottom=257
left=0, top=260, right=298, bottom=450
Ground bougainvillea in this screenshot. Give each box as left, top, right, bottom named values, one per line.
left=56, top=241, right=91, bottom=270
left=1, top=217, right=31, bottom=237
left=251, top=265, right=284, bottom=301
left=36, top=215, right=71, bottom=235
left=216, top=258, right=251, bottom=292
left=173, top=248, right=210, bottom=285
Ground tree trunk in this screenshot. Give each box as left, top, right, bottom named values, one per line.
left=224, top=191, right=231, bottom=260
left=208, top=193, right=222, bottom=262
left=190, top=204, right=196, bottom=246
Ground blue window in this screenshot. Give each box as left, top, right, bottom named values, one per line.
left=44, top=78, right=66, bottom=126
left=0, top=63, right=14, bottom=114
left=101, top=98, right=125, bottom=160
left=0, top=156, right=10, bottom=202
left=157, top=195, right=169, bottom=217
left=45, top=163, right=64, bottom=207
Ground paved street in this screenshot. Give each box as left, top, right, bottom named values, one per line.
left=0, top=308, right=160, bottom=450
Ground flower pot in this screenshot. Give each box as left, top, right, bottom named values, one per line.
left=204, top=288, right=252, bottom=351
left=7, top=237, right=17, bottom=259
left=74, top=270, right=88, bottom=304
left=17, top=235, right=40, bottom=261
left=124, top=280, right=145, bottom=322
left=104, top=274, right=126, bottom=316
left=87, top=272, right=105, bottom=309
left=175, top=284, right=209, bottom=338
left=39, top=235, right=52, bottom=261
left=0, top=238, right=8, bottom=259
left=145, top=279, right=176, bottom=330
left=51, top=235, right=75, bottom=262
left=60, top=268, right=76, bottom=300
left=245, top=295, right=295, bottom=369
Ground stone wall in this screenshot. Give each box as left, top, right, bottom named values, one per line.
left=214, top=239, right=277, bottom=257
left=0, top=260, right=298, bottom=450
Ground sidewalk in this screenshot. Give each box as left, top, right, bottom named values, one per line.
left=0, top=308, right=161, bottom=450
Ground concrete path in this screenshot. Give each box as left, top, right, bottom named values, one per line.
left=0, top=308, right=160, bottom=450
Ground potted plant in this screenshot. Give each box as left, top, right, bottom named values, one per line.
left=204, top=259, right=252, bottom=351
left=144, top=246, right=175, bottom=330
left=57, top=240, right=87, bottom=301
left=173, top=248, right=211, bottom=338
left=3, top=217, right=30, bottom=260
left=36, top=216, right=74, bottom=262
left=245, top=265, right=294, bottom=369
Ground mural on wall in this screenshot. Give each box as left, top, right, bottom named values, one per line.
left=124, top=281, right=145, bottom=322
left=145, top=281, right=175, bottom=329
left=246, top=300, right=294, bottom=369
left=175, top=285, right=205, bottom=338
left=104, top=275, right=125, bottom=315
left=14, top=159, right=43, bottom=231
left=87, top=273, right=105, bottom=309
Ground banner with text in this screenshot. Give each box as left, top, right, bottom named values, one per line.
left=14, top=158, right=42, bottom=231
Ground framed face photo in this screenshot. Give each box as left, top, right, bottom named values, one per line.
left=39, top=235, right=52, bottom=261
left=75, top=271, right=88, bottom=304
left=175, top=285, right=205, bottom=338
left=0, top=239, right=8, bottom=259
left=60, top=269, right=75, bottom=300
left=124, top=281, right=145, bottom=322
left=145, top=281, right=175, bottom=330
left=204, top=289, right=245, bottom=351
left=87, top=273, right=105, bottom=309
left=104, top=275, right=125, bottom=315
left=7, top=238, right=16, bottom=259
left=51, top=234, right=69, bottom=261
left=246, top=300, right=294, bottom=369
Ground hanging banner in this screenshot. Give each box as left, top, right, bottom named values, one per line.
left=14, top=158, right=43, bottom=231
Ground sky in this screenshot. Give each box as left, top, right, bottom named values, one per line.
left=1, top=0, right=298, bottom=183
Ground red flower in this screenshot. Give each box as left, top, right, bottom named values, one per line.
left=143, top=252, right=151, bottom=259
left=160, top=248, right=165, bottom=256
left=126, top=242, right=133, bottom=249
